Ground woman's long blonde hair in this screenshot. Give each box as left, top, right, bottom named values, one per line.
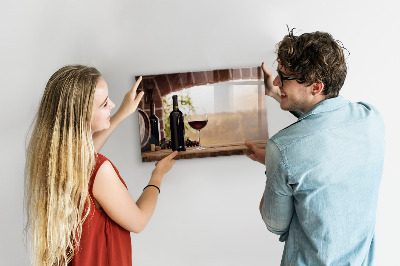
left=25, top=65, right=101, bottom=265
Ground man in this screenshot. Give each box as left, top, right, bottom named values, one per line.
left=246, top=31, right=385, bottom=265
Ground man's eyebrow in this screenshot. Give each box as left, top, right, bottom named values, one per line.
left=277, top=68, right=291, bottom=77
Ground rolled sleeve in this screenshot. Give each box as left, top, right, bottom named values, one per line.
left=260, top=139, right=294, bottom=240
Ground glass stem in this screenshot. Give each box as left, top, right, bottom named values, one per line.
left=198, top=130, right=201, bottom=147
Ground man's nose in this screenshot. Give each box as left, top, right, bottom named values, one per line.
left=273, top=75, right=281, bottom=87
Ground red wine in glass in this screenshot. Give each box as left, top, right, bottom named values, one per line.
left=188, top=120, right=208, bottom=130
left=188, top=107, right=208, bottom=150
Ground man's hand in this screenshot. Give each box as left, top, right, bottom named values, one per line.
left=262, top=62, right=281, bottom=103
left=245, top=141, right=266, bottom=165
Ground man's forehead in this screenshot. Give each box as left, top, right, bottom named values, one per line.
left=277, top=64, right=295, bottom=76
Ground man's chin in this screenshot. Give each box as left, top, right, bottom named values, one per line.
left=279, top=103, right=290, bottom=111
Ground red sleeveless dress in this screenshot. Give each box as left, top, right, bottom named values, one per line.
left=69, top=153, right=132, bottom=266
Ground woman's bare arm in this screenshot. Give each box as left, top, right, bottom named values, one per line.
left=92, top=77, right=144, bottom=152
left=93, top=151, right=178, bottom=233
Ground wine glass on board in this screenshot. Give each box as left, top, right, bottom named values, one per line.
left=188, top=107, right=208, bottom=150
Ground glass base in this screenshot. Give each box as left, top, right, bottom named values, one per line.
left=193, top=146, right=206, bottom=150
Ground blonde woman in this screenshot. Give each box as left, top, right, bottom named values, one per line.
left=25, top=65, right=177, bottom=266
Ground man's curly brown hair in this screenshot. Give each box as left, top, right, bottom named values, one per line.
left=277, top=30, right=348, bottom=98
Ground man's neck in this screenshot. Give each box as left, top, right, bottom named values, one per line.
left=301, top=95, right=327, bottom=113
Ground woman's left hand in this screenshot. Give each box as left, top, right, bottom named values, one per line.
left=116, top=76, right=144, bottom=119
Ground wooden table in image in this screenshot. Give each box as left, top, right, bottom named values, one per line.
left=141, top=140, right=267, bottom=162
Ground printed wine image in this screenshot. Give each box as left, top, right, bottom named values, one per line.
left=136, top=65, right=269, bottom=162
left=188, top=107, right=208, bottom=150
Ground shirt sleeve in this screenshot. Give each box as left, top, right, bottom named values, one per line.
left=260, top=139, right=294, bottom=241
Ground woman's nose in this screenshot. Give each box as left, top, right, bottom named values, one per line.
left=109, top=100, right=115, bottom=109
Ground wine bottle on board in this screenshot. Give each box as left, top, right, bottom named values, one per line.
left=169, top=95, right=186, bottom=151
left=149, top=102, right=160, bottom=146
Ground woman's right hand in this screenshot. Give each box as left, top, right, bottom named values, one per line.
left=152, top=151, right=178, bottom=178
left=262, top=62, right=282, bottom=103
left=115, top=76, right=145, bottom=120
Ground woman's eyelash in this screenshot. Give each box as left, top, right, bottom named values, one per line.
left=103, top=101, right=108, bottom=107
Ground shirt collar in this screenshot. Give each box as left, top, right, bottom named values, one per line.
left=298, top=95, right=350, bottom=121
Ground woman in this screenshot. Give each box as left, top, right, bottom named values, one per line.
left=25, top=65, right=177, bottom=265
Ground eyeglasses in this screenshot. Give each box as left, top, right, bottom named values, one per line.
left=277, top=70, right=297, bottom=87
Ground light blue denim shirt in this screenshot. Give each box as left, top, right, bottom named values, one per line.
left=261, top=96, right=385, bottom=266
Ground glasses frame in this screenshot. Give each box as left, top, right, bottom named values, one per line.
left=277, top=70, right=297, bottom=87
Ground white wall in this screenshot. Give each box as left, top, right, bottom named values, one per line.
left=1, top=0, right=399, bottom=265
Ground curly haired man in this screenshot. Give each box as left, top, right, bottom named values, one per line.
left=246, top=30, right=385, bottom=265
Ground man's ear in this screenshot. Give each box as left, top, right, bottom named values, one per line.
left=312, top=82, right=324, bottom=96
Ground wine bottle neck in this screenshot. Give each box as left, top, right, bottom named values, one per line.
left=172, top=96, right=179, bottom=110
